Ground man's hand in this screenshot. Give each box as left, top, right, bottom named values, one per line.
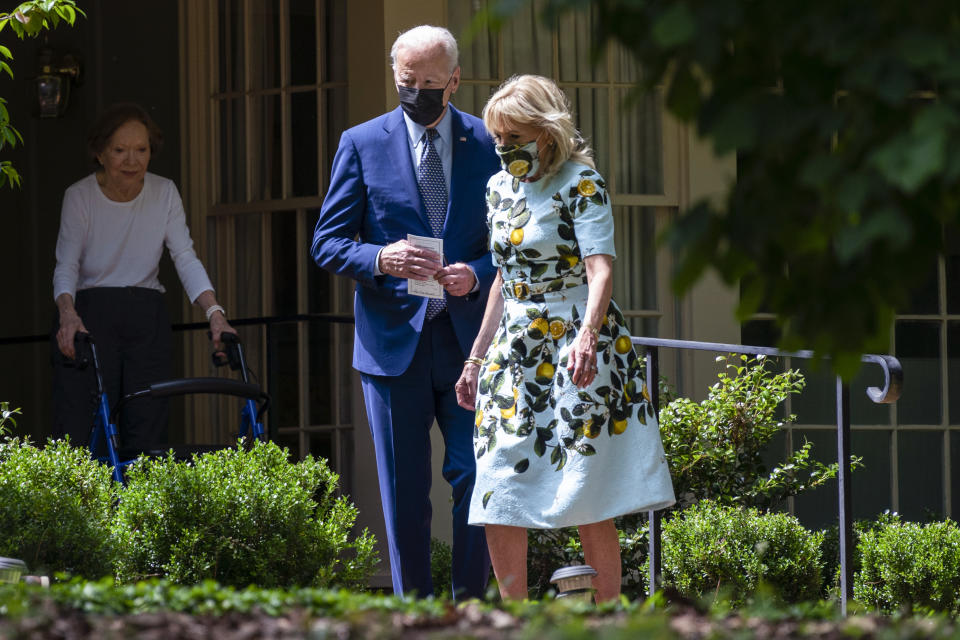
left=435, top=263, right=477, bottom=297
left=379, top=240, right=442, bottom=280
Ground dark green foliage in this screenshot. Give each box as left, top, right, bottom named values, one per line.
left=660, top=500, right=823, bottom=606
left=0, top=402, right=19, bottom=434
left=818, top=513, right=894, bottom=598
left=430, top=538, right=452, bottom=599
left=526, top=528, right=584, bottom=599
left=112, top=440, right=377, bottom=588
left=0, top=435, right=118, bottom=577
left=490, top=0, right=960, bottom=375
left=660, top=354, right=856, bottom=511
left=854, top=514, right=960, bottom=614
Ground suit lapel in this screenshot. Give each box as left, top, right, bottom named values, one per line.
left=445, top=106, right=471, bottom=238
left=383, top=108, right=432, bottom=233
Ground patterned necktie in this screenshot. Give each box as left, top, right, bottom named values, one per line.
left=418, top=128, right=447, bottom=320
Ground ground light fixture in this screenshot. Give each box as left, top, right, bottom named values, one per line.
left=550, top=564, right=598, bottom=602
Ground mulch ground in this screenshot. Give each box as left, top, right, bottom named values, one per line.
left=0, top=600, right=933, bottom=640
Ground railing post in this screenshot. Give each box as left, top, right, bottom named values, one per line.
left=836, top=377, right=853, bottom=614
left=646, top=346, right=662, bottom=599
left=266, top=322, right=276, bottom=440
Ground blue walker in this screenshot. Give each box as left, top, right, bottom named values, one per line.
left=76, top=332, right=270, bottom=484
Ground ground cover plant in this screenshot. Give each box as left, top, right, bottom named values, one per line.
left=2, top=578, right=960, bottom=639
left=112, top=440, right=377, bottom=588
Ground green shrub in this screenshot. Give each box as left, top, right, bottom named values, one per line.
left=0, top=435, right=118, bottom=577
left=659, top=355, right=856, bottom=511
left=112, top=440, right=377, bottom=588
left=854, top=515, right=960, bottom=614
left=818, top=512, right=896, bottom=598
left=660, top=500, right=822, bottom=606
left=430, top=537, right=452, bottom=598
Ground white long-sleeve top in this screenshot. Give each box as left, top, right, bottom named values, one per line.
left=53, top=172, right=214, bottom=303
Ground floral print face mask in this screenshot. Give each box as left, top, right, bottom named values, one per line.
left=495, top=140, right=540, bottom=180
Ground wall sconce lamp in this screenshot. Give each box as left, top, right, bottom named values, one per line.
left=32, top=44, right=82, bottom=118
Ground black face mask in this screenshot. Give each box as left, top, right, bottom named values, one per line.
left=397, top=75, right=453, bottom=126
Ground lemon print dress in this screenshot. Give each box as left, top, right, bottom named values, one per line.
left=468, top=161, right=676, bottom=529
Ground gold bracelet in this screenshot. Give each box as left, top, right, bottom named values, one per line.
left=581, top=324, right=599, bottom=338
left=464, top=356, right=484, bottom=366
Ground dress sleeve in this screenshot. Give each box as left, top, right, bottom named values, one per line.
left=163, top=182, right=214, bottom=303
left=568, top=167, right=616, bottom=260
left=52, top=186, right=89, bottom=301
left=486, top=177, right=498, bottom=268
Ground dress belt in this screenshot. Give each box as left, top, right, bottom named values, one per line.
left=501, top=273, right=587, bottom=301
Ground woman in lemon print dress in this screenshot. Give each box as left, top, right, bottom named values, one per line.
left=455, top=75, right=675, bottom=602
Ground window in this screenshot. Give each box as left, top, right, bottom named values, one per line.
left=743, top=239, right=959, bottom=524
left=181, top=0, right=352, bottom=485
left=448, top=0, right=680, bottom=339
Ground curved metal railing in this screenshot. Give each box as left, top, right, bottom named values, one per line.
left=637, top=336, right=903, bottom=615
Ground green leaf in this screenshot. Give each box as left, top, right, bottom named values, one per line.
left=534, top=436, right=546, bottom=458
left=834, top=207, right=911, bottom=262
left=513, top=458, right=529, bottom=473
left=651, top=2, right=696, bottom=48
left=869, top=117, right=948, bottom=194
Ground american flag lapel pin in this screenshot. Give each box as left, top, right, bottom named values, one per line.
left=459, top=136, right=467, bottom=142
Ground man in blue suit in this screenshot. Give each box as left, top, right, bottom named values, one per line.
left=311, top=25, right=498, bottom=599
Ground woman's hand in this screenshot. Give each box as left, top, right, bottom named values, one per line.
left=208, top=311, right=237, bottom=353
left=56, top=308, right=88, bottom=360
left=567, top=327, right=599, bottom=388
left=456, top=363, right=481, bottom=410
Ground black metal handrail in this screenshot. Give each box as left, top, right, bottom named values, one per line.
left=0, top=312, right=356, bottom=347
left=638, top=336, right=903, bottom=615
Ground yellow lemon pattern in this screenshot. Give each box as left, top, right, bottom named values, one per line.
left=535, top=362, right=555, bottom=380
left=548, top=320, right=566, bottom=340
left=471, top=161, right=674, bottom=526
left=508, top=159, right=530, bottom=177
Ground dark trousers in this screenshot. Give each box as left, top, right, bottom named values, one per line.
left=360, top=311, right=490, bottom=599
left=51, top=287, right=172, bottom=454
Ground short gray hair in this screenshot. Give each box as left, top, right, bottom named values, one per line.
left=390, top=25, right=459, bottom=73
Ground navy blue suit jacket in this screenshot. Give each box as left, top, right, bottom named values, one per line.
left=311, top=105, right=499, bottom=376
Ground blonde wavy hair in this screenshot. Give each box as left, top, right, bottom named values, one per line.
left=482, top=74, right=595, bottom=178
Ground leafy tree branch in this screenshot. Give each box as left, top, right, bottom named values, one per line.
left=487, top=0, right=960, bottom=375
left=0, top=0, right=84, bottom=188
